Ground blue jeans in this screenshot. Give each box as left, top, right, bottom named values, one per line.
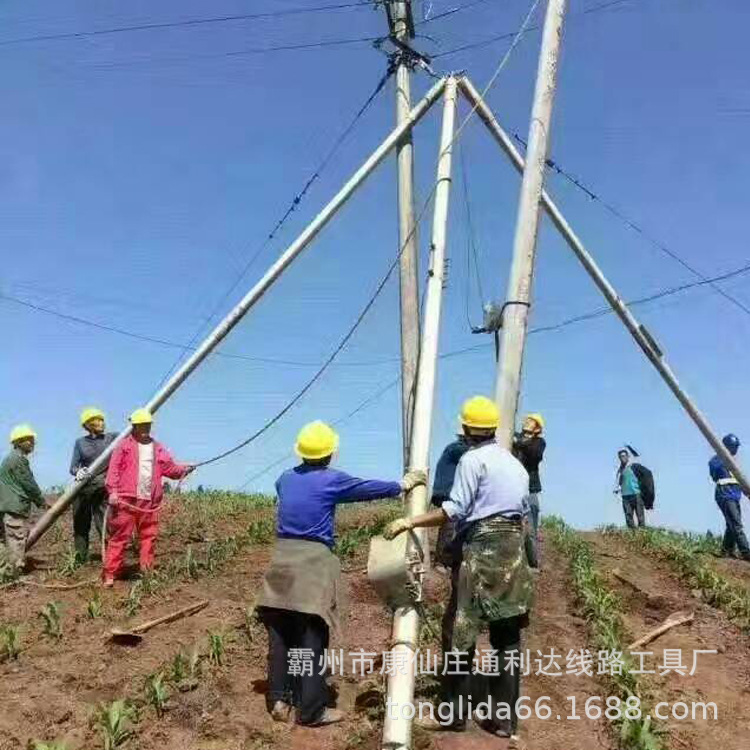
left=716, top=497, right=750, bottom=556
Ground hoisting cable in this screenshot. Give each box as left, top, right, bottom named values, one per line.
left=458, top=138, right=484, bottom=330
left=190, top=188, right=439, bottom=468
left=153, top=62, right=397, bottom=390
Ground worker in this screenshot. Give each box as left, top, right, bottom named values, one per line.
left=431, top=423, right=470, bottom=568
left=103, top=408, right=194, bottom=586
left=614, top=447, right=646, bottom=529
left=256, top=420, right=426, bottom=727
left=709, top=434, right=750, bottom=561
left=0, top=425, right=46, bottom=576
left=385, top=396, right=533, bottom=744
left=69, top=407, right=117, bottom=563
left=512, top=413, right=546, bottom=539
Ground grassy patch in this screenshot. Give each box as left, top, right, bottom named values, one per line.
left=545, top=517, right=663, bottom=750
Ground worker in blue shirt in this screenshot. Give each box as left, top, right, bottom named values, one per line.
left=614, top=447, right=645, bottom=529
left=256, top=420, right=426, bottom=727
left=709, top=434, right=750, bottom=561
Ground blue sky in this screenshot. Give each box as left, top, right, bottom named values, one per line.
left=1, top=0, right=749, bottom=533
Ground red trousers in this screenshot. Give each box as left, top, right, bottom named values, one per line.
left=103, top=502, right=160, bottom=580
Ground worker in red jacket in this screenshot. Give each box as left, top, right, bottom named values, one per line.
left=103, top=408, right=194, bottom=586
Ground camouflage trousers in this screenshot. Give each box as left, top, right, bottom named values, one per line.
left=445, top=515, right=534, bottom=653
left=0, top=513, right=27, bottom=578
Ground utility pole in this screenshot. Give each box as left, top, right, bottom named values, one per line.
left=494, top=0, right=567, bottom=446
left=382, top=77, right=458, bottom=750
left=386, top=0, right=420, bottom=467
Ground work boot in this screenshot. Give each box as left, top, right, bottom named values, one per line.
left=270, top=701, right=292, bottom=723
left=102, top=577, right=115, bottom=588
left=305, top=708, right=345, bottom=727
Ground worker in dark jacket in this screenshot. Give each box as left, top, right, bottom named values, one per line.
left=256, top=420, right=426, bottom=728
left=69, top=407, right=117, bottom=562
left=431, top=429, right=470, bottom=567
left=0, top=425, right=45, bottom=575
left=512, top=413, right=546, bottom=538
left=709, top=434, right=750, bottom=561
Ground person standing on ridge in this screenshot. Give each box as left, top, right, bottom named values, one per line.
left=69, top=407, right=117, bottom=563
left=0, top=425, right=45, bottom=576
left=614, top=446, right=646, bottom=529
left=709, top=434, right=750, bottom=561
left=103, top=408, right=194, bottom=586
left=385, top=396, right=533, bottom=744
left=256, top=420, right=426, bottom=728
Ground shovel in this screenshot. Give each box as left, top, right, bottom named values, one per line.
left=109, top=600, right=209, bottom=645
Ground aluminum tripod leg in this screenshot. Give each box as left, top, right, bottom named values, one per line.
left=26, top=76, right=449, bottom=550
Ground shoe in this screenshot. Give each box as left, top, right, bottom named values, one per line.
left=304, top=708, right=345, bottom=727
left=102, top=578, right=115, bottom=588
left=508, top=734, right=526, bottom=749
left=414, top=714, right=466, bottom=732
left=270, top=701, right=292, bottom=723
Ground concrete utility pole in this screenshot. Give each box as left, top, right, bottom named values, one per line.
left=459, top=75, right=750, bottom=498
left=386, top=0, right=421, bottom=467
left=381, top=76, right=458, bottom=750
left=494, top=0, right=567, bottom=446
left=26, top=77, right=449, bottom=550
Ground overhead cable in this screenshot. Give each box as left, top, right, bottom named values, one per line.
left=154, top=64, right=395, bottom=388
left=434, top=0, right=639, bottom=58
left=0, top=2, right=377, bottom=47
left=510, top=131, right=750, bottom=318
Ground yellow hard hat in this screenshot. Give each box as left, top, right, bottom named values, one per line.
left=80, top=407, right=105, bottom=427
left=460, top=396, right=500, bottom=430
left=526, top=412, right=545, bottom=431
left=130, top=408, right=153, bottom=425
left=295, top=421, right=339, bottom=460
left=10, top=424, right=37, bottom=444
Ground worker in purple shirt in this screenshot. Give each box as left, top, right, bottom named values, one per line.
left=256, top=420, right=426, bottom=728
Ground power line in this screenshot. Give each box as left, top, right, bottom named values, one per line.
left=237, top=374, right=401, bottom=488
left=433, top=0, right=638, bottom=58
left=510, top=131, right=750, bottom=318
left=154, top=63, right=395, bottom=388
left=416, top=0, right=495, bottom=26
left=0, top=2, right=377, bottom=47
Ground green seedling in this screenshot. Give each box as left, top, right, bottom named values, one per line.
left=39, top=602, right=62, bottom=640
left=124, top=582, right=142, bottom=617
left=92, top=700, right=137, bottom=750
left=1, top=625, right=22, bottom=661
left=169, top=651, right=188, bottom=683
left=56, top=547, right=81, bottom=577
left=87, top=593, right=103, bottom=620
left=207, top=631, right=225, bottom=667
left=144, top=672, right=169, bottom=717
left=29, top=741, right=69, bottom=750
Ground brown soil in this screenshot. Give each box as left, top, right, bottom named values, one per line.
left=3, top=507, right=749, bottom=750
left=587, top=532, right=750, bottom=750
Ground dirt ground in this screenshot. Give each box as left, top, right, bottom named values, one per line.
left=587, top=532, right=750, bottom=750
left=2, top=503, right=749, bottom=750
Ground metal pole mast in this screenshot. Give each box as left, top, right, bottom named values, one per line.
left=386, top=0, right=421, bottom=467
left=382, top=76, right=458, bottom=750
left=26, top=77, right=448, bottom=550
left=494, top=0, right=567, bottom=447
left=459, top=75, right=750, bottom=498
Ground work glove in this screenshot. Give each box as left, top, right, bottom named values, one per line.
left=400, top=469, right=427, bottom=493
left=75, top=467, right=89, bottom=482
left=108, top=493, right=119, bottom=507
left=384, top=517, right=412, bottom=541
